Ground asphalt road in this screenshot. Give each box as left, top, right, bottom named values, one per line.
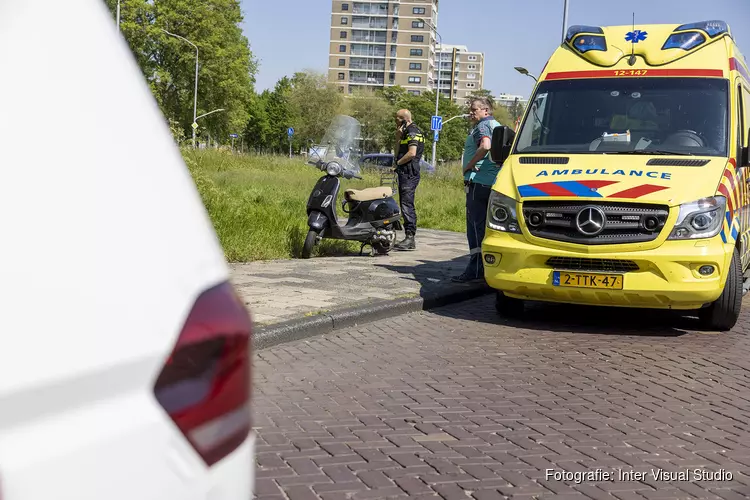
left=252, top=295, right=750, bottom=500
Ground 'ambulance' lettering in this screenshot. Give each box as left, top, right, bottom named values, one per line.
left=536, top=169, right=672, bottom=180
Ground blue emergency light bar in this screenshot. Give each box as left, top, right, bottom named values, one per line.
left=674, top=20, right=729, bottom=38
left=565, top=25, right=607, bottom=54
left=565, top=25, right=604, bottom=44
left=662, top=31, right=706, bottom=51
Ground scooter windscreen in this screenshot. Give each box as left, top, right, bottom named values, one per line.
left=307, top=114, right=362, bottom=176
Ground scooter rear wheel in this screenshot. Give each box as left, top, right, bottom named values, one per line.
left=302, top=229, right=319, bottom=259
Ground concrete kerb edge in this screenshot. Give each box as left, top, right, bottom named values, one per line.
left=252, top=282, right=493, bottom=350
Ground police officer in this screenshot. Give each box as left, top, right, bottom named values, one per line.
left=393, top=109, right=425, bottom=251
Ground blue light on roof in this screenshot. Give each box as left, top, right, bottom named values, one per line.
left=662, top=32, right=706, bottom=51
left=565, top=25, right=604, bottom=44
left=675, top=20, right=729, bottom=38
left=572, top=35, right=607, bottom=53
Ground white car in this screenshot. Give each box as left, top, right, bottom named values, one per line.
left=0, top=1, right=255, bottom=499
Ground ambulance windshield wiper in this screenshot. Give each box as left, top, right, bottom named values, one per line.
left=609, top=150, right=695, bottom=156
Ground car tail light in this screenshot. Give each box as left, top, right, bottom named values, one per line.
left=154, top=281, right=252, bottom=467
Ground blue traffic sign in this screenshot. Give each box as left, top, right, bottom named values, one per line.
left=431, top=115, right=443, bottom=131
left=287, top=127, right=294, bottom=137
left=434, top=131, right=439, bottom=141
left=229, top=133, right=238, bottom=138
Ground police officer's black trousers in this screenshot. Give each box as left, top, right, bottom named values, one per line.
left=397, top=168, right=420, bottom=236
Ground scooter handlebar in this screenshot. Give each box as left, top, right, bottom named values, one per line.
left=343, top=169, right=362, bottom=180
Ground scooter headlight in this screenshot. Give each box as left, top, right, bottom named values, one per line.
left=326, top=161, right=343, bottom=176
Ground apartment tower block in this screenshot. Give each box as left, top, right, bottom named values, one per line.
left=329, top=0, right=440, bottom=96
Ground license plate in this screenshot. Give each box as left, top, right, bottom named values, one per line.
left=552, top=271, right=623, bottom=290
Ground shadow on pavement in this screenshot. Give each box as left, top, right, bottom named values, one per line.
left=374, top=254, right=490, bottom=301
left=376, top=258, right=726, bottom=337
left=442, top=293, right=722, bottom=337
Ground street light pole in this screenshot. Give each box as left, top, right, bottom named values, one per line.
left=561, top=0, right=569, bottom=43
left=442, top=114, right=469, bottom=126
left=419, top=18, right=442, bottom=168
left=116, top=0, right=121, bottom=32
left=162, top=29, right=199, bottom=149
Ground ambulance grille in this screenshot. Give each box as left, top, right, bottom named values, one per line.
left=546, top=257, right=639, bottom=273
left=522, top=201, right=670, bottom=245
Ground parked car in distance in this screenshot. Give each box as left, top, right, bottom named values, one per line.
left=359, top=153, right=436, bottom=174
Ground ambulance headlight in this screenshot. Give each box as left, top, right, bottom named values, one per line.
left=488, top=191, right=521, bottom=234
left=668, top=196, right=726, bottom=240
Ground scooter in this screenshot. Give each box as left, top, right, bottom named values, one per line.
left=302, top=158, right=403, bottom=258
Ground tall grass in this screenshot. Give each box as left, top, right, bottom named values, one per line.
left=183, top=149, right=467, bottom=261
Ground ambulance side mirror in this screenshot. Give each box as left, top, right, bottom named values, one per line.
left=490, top=126, right=515, bottom=164
left=744, top=128, right=750, bottom=167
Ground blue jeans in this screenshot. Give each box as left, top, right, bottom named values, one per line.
left=464, top=182, right=492, bottom=278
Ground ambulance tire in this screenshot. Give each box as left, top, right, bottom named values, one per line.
left=699, top=248, right=742, bottom=332
left=495, top=291, right=525, bottom=318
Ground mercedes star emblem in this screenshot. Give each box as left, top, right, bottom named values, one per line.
left=575, top=207, right=606, bottom=236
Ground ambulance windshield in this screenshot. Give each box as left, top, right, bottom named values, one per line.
left=514, top=78, right=729, bottom=157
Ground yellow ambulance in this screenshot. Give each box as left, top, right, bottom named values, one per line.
left=484, top=20, right=750, bottom=331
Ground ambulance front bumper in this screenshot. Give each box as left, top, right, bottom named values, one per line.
left=482, top=231, right=732, bottom=310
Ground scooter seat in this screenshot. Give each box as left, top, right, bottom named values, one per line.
left=344, top=186, right=392, bottom=202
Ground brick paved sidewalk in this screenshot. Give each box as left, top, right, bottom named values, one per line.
left=230, top=229, right=483, bottom=327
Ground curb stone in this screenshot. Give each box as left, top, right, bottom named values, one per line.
left=252, top=281, right=493, bottom=350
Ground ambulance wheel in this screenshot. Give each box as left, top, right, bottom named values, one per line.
left=698, top=248, right=742, bottom=332
left=495, top=291, right=525, bottom=318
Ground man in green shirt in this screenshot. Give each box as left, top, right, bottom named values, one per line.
left=452, top=97, right=503, bottom=283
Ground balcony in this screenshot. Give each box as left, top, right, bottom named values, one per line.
left=351, top=3, right=388, bottom=16
left=352, top=30, right=387, bottom=43
left=352, top=17, right=388, bottom=29
left=350, top=57, right=386, bottom=70
left=349, top=76, right=386, bottom=85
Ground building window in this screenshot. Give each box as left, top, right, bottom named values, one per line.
left=466, top=82, right=476, bottom=88
left=339, top=87, right=344, bottom=93
left=468, top=64, right=477, bottom=70
left=339, top=45, right=346, bottom=52
left=410, top=49, right=423, bottom=56
left=338, top=72, right=345, bottom=80
left=467, top=73, right=476, bottom=79
left=408, top=90, right=421, bottom=95
left=411, top=35, right=424, bottom=42
left=409, top=62, right=422, bottom=70
left=413, top=7, right=425, bottom=14
left=468, top=55, right=478, bottom=61
left=340, top=31, right=347, bottom=39
left=341, top=16, right=348, bottom=25
left=338, top=58, right=346, bottom=66
left=408, top=76, right=422, bottom=83
left=341, top=3, right=349, bottom=10
left=412, top=21, right=424, bottom=28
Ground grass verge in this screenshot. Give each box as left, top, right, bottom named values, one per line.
left=183, top=149, right=466, bottom=262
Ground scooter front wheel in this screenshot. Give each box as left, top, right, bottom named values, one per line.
left=301, top=229, right=319, bottom=259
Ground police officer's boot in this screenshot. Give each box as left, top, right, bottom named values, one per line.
left=394, top=232, right=416, bottom=251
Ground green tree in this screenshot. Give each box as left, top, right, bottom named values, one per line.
left=376, top=85, right=408, bottom=107
left=287, top=70, right=344, bottom=151
left=264, top=77, right=294, bottom=153
left=243, top=93, right=271, bottom=152
left=102, top=0, right=257, bottom=143
left=343, top=89, right=395, bottom=154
